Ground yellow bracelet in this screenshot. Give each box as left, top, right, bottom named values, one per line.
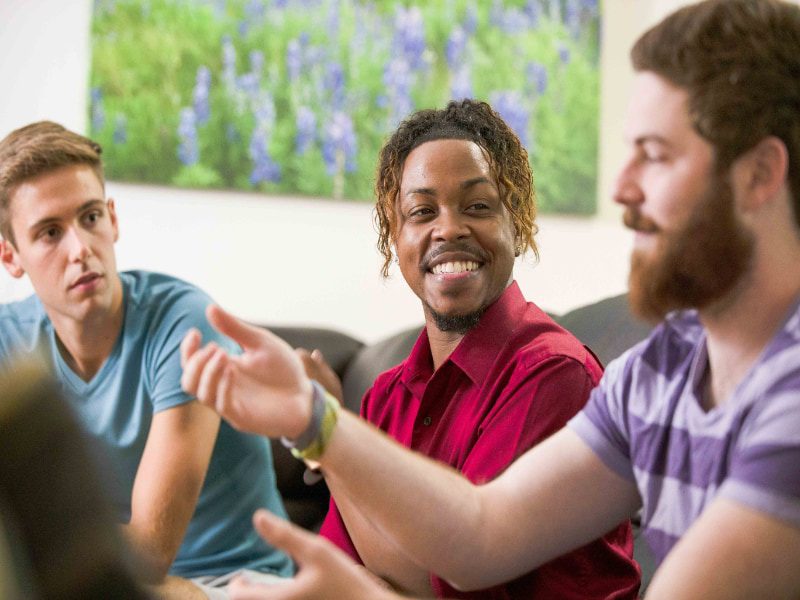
left=290, top=390, right=340, bottom=462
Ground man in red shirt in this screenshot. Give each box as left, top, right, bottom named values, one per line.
left=186, top=99, right=639, bottom=598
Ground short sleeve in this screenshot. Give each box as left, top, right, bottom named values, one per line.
left=146, top=286, right=239, bottom=414
left=568, top=354, right=637, bottom=483
left=718, top=380, right=800, bottom=528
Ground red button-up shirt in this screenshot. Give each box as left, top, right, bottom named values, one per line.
left=320, top=282, right=640, bottom=599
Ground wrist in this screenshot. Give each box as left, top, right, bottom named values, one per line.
left=281, top=380, right=340, bottom=462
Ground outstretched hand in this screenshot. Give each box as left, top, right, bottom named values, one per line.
left=228, top=511, right=400, bottom=600
left=181, top=305, right=313, bottom=439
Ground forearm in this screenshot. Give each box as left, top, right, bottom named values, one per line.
left=327, top=478, right=435, bottom=595
left=318, top=411, right=491, bottom=585
left=122, top=522, right=176, bottom=582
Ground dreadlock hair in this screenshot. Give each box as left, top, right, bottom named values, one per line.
left=374, top=99, right=538, bottom=277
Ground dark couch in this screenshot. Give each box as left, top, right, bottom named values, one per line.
left=267, top=293, right=657, bottom=590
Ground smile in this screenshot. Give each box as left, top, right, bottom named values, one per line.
left=430, top=261, right=481, bottom=275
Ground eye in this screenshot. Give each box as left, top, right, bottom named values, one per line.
left=468, top=201, right=491, bottom=211
left=37, top=226, right=62, bottom=242
left=82, top=210, right=103, bottom=227
left=408, top=206, right=435, bottom=219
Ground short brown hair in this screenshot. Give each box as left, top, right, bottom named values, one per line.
left=0, top=121, right=104, bottom=244
left=631, top=0, right=800, bottom=228
left=374, top=99, right=538, bottom=277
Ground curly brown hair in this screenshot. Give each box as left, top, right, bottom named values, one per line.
left=374, top=99, right=538, bottom=277
left=0, top=121, right=104, bottom=244
left=632, top=0, right=800, bottom=229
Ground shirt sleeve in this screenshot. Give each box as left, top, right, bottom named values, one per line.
left=460, top=354, right=599, bottom=484
left=718, top=377, right=800, bottom=528
left=145, top=287, right=240, bottom=414
left=568, top=354, right=637, bottom=483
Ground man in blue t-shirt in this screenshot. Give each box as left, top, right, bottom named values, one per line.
left=0, top=121, right=292, bottom=598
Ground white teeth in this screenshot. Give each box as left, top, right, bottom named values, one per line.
left=431, top=261, right=480, bottom=274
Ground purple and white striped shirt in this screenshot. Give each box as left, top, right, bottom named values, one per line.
left=569, top=298, right=800, bottom=564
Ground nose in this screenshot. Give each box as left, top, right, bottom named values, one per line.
left=65, top=227, right=91, bottom=263
left=432, top=207, right=470, bottom=241
left=612, top=156, right=644, bottom=208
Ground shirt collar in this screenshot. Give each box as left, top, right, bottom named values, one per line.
left=400, top=281, right=529, bottom=391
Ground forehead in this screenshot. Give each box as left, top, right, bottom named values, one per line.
left=9, top=164, right=104, bottom=223
left=624, top=72, right=696, bottom=146
left=400, top=139, right=494, bottom=189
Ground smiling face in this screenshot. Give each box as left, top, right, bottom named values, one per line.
left=1, top=164, right=122, bottom=326
left=395, top=138, right=516, bottom=333
left=615, top=72, right=754, bottom=321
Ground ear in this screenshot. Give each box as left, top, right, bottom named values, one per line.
left=1, top=239, right=25, bottom=279
left=107, top=198, right=120, bottom=242
left=735, top=136, right=789, bottom=212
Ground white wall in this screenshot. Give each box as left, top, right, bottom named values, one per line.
left=0, top=0, right=691, bottom=343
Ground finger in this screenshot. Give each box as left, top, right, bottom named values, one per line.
left=229, top=574, right=302, bottom=600
left=252, top=509, right=327, bottom=564
left=196, top=346, right=230, bottom=405
left=180, top=328, right=201, bottom=368
left=206, top=305, right=267, bottom=351
left=180, top=342, right=220, bottom=398
left=310, top=348, right=325, bottom=362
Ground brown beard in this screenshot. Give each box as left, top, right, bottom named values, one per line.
left=626, top=173, right=754, bottom=323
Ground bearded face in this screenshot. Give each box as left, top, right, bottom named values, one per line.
left=625, top=170, right=755, bottom=323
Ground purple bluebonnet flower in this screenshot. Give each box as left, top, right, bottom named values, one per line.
left=222, top=35, right=237, bottom=91
left=526, top=61, right=548, bottom=96
left=249, top=127, right=281, bottom=184
left=490, top=91, right=530, bottom=148
left=558, top=42, right=571, bottom=65
left=446, top=26, right=467, bottom=69
left=524, top=0, right=541, bottom=27
left=250, top=50, right=264, bottom=76
left=90, top=87, right=105, bottom=132
left=240, top=0, right=266, bottom=36
left=322, top=111, right=357, bottom=175
left=237, top=72, right=260, bottom=96
left=193, top=66, right=211, bottom=125
left=565, top=0, right=581, bottom=39
left=325, top=62, right=345, bottom=111
left=327, top=0, right=340, bottom=38
left=295, top=106, right=317, bottom=154
left=249, top=91, right=281, bottom=185
left=383, top=57, right=414, bottom=128
left=490, top=0, right=527, bottom=34
left=463, top=2, right=478, bottom=35
left=450, top=66, right=473, bottom=101
left=392, top=6, right=426, bottom=70
left=113, top=114, right=127, bottom=144
left=286, top=38, right=303, bottom=82
left=177, top=107, right=199, bottom=166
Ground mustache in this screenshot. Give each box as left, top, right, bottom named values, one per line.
left=422, top=242, right=489, bottom=268
left=623, top=208, right=660, bottom=234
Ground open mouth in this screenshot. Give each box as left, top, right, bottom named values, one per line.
left=430, top=261, right=482, bottom=275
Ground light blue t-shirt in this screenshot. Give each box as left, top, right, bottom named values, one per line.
left=0, top=270, right=292, bottom=578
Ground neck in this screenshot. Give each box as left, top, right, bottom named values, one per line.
left=51, top=276, right=124, bottom=381
left=700, top=244, right=800, bottom=408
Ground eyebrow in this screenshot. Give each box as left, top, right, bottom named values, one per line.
left=404, top=176, right=494, bottom=198
left=632, top=135, right=671, bottom=147
left=28, top=199, right=106, bottom=233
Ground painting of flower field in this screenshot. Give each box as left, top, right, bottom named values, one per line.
left=90, top=0, right=600, bottom=213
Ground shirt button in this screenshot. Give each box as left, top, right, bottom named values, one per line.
left=423, top=416, right=432, bottom=426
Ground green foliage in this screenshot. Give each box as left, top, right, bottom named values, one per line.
left=89, top=0, right=600, bottom=213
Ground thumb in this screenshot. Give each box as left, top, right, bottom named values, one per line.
left=252, top=509, right=323, bottom=563
left=206, top=304, right=265, bottom=350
